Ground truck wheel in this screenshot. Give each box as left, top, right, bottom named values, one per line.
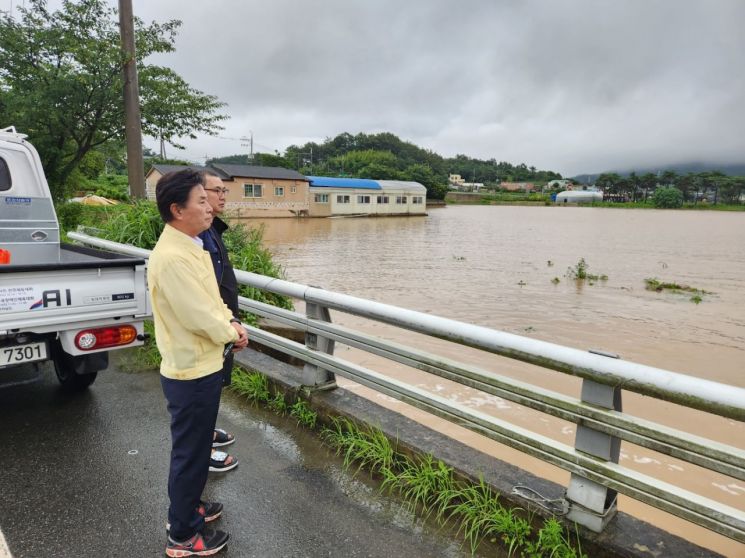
left=52, top=342, right=106, bottom=392
left=55, top=363, right=97, bottom=392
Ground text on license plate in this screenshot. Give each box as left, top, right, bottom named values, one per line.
left=1, top=342, right=47, bottom=366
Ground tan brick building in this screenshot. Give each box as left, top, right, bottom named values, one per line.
left=145, top=163, right=310, bottom=218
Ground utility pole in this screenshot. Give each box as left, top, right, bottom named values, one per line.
left=118, top=0, right=146, bottom=199
left=241, top=132, right=254, bottom=163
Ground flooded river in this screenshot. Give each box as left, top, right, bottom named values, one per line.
left=245, top=205, right=745, bottom=556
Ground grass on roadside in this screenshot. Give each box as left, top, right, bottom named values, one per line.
left=229, top=367, right=587, bottom=557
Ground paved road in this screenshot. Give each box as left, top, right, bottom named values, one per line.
left=0, top=355, right=470, bottom=558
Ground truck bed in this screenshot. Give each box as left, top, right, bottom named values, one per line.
left=0, top=243, right=146, bottom=273
left=0, top=243, right=148, bottom=333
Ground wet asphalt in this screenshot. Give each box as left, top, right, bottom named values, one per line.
left=0, top=353, right=472, bottom=558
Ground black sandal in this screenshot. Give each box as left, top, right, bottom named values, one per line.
left=212, top=428, right=235, bottom=448
left=209, top=450, right=238, bottom=473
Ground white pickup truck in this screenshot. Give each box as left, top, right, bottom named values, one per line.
left=0, top=126, right=148, bottom=391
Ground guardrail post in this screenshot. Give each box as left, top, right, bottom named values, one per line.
left=566, top=377, right=622, bottom=532
left=301, top=300, right=337, bottom=389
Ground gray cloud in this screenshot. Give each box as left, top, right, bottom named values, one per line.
left=36, top=0, right=745, bottom=174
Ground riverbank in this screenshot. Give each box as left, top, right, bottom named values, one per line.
left=444, top=192, right=745, bottom=210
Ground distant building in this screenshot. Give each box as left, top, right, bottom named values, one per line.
left=555, top=189, right=603, bottom=203
left=500, top=181, right=535, bottom=192
left=546, top=179, right=573, bottom=190
left=448, top=174, right=484, bottom=192
left=307, top=176, right=427, bottom=217
left=145, top=163, right=310, bottom=217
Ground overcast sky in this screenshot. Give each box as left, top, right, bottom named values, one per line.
left=24, top=0, right=745, bottom=176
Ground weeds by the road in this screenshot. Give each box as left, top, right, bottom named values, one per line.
left=290, top=399, right=318, bottom=429
left=230, top=368, right=587, bottom=557
left=232, top=369, right=270, bottom=403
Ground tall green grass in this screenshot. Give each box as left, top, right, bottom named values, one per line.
left=228, top=368, right=588, bottom=557
left=320, top=416, right=587, bottom=557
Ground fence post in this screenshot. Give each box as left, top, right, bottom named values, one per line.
left=566, top=377, right=622, bottom=532
left=301, top=299, right=337, bottom=389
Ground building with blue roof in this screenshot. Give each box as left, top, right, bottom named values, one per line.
left=308, top=176, right=427, bottom=217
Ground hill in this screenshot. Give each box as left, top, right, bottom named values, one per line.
left=573, top=162, right=745, bottom=184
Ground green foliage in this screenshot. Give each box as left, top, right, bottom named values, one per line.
left=318, top=416, right=586, bottom=556
left=230, top=368, right=586, bottom=557
left=289, top=399, right=317, bottom=429
left=0, top=0, right=226, bottom=200
left=93, top=200, right=164, bottom=249
left=267, top=392, right=288, bottom=414
left=321, top=416, right=399, bottom=476
left=566, top=258, right=608, bottom=282
left=644, top=278, right=711, bottom=302
left=132, top=320, right=162, bottom=370
left=652, top=186, right=684, bottom=208
left=230, top=369, right=270, bottom=404
left=91, top=174, right=131, bottom=201
left=478, top=192, right=550, bottom=204
left=55, top=202, right=86, bottom=232
left=524, top=518, right=584, bottom=558
left=222, top=222, right=294, bottom=314
left=396, top=454, right=455, bottom=517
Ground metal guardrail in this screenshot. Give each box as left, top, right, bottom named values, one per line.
left=68, top=231, right=745, bottom=543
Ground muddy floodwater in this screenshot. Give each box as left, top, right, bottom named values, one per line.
left=244, top=205, right=745, bottom=556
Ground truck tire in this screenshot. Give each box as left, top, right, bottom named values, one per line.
left=52, top=342, right=107, bottom=392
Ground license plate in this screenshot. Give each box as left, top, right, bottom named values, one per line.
left=1, top=342, right=47, bottom=366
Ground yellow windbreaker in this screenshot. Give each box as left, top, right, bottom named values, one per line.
left=147, top=224, right=239, bottom=380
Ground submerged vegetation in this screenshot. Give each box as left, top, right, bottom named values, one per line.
left=230, top=368, right=587, bottom=557
left=644, top=278, right=711, bottom=303
left=565, top=258, right=608, bottom=283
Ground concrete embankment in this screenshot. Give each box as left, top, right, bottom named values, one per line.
left=236, top=345, right=722, bottom=558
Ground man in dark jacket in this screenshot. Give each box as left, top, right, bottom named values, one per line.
left=199, top=170, right=242, bottom=473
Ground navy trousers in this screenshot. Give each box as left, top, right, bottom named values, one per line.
left=222, top=352, right=234, bottom=387
left=161, top=370, right=223, bottom=541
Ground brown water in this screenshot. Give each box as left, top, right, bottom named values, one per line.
left=245, top=205, right=745, bottom=556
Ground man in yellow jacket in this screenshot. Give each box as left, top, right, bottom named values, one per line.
left=149, top=169, right=248, bottom=557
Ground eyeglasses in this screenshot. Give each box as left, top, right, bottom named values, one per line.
left=205, top=187, right=230, bottom=196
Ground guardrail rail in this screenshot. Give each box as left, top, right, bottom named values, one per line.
left=69, top=231, right=745, bottom=543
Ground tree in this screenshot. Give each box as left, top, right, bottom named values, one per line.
left=402, top=163, right=447, bottom=199
left=0, top=0, right=226, bottom=200
left=639, top=173, right=658, bottom=201
left=652, top=186, right=683, bottom=208
left=596, top=173, right=623, bottom=196
left=660, top=170, right=679, bottom=187
left=676, top=173, right=697, bottom=202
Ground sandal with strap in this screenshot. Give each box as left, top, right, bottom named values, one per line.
left=212, top=428, right=235, bottom=448
left=209, top=450, right=238, bottom=473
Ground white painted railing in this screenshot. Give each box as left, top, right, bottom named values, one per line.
left=68, top=231, right=745, bottom=543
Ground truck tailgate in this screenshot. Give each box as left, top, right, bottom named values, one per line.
left=0, top=244, right=148, bottom=332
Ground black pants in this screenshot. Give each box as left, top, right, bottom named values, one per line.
left=161, top=370, right=223, bottom=541
left=222, top=352, right=234, bottom=387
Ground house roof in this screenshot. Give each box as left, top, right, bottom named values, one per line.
left=377, top=180, right=427, bottom=193
left=307, top=176, right=382, bottom=190
left=146, top=164, right=206, bottom=177
left=210, top=164, right=307, bottom=181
